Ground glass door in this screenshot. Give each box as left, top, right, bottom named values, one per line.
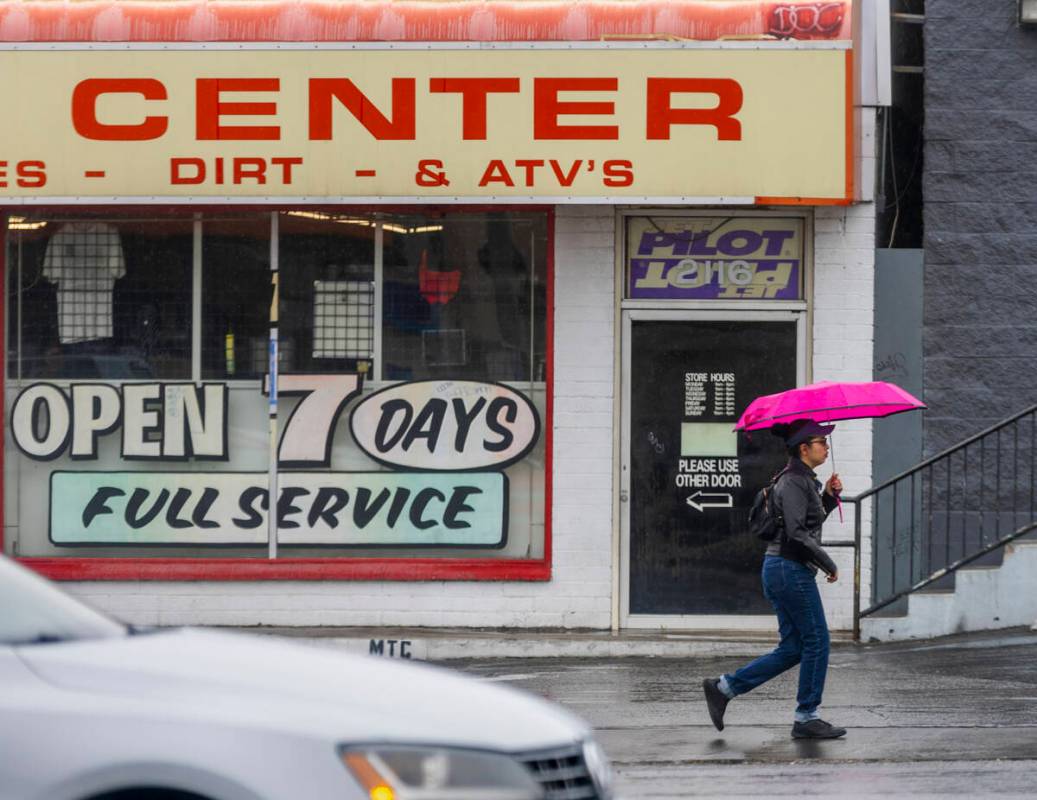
left=620, top=310, right=805, bottom=627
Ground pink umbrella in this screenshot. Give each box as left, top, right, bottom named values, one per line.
left=734, top=380, right=925, bottom=431
left=734, top=381, right=926, bottom=521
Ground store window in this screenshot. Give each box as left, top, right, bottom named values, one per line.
left=201, top=217, right=273, bottom=381
left=3, top=209, right=550, bottom=576
left=379, top=214, right=545, bottom=383
left=6, top=215, right=193, bottom=380
left=277, top=212, right=376, bottom=378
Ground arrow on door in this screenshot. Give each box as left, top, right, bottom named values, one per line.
left=686, top=491, right=733, bottom=512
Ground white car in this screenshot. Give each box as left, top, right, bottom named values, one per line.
left=0, top=556, right=613, bottom=800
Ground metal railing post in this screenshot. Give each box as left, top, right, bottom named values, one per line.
left=853, top=498, right=862, bottom=641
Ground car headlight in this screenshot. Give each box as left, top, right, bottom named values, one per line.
left=339, top=745, right=545, bottom=800
left=582, top=738, right=614, bottom=798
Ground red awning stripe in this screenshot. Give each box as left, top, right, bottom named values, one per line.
left=0, top=1, right=852, bottom=43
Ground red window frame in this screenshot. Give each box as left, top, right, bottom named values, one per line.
left=1, top=204, right=553, bottom=582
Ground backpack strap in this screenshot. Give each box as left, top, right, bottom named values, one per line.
left=767, top=466, right=792, bottom=542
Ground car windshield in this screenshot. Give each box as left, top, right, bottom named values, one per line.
left=0, top=557, right=127, bottom=645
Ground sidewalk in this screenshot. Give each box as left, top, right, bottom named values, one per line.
left=228, top=624, right=855, bottom=660
left=450, top=627, right=1037, bottom=797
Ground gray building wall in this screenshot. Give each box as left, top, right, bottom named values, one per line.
left=874, top=248, right=924, bottom=483
left=924, top=0, right=1037, bottom=455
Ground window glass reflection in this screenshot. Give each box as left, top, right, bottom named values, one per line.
left=201, top=217, right=271, bottom=380
left=7, top=216, right=192, bottom=380
left=381, top=213, right=546, bottom=382
left=277, top=211, right=376, bottom=376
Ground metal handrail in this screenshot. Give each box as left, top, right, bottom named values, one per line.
left=845, top=402, right=1037, bottom=641
left=851, top=402, right=1037, bottom=502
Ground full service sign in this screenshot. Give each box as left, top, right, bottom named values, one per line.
left=0, top=46, right=850, bottom=201
left=50, top=471, right=508, bottom=547
left=626, top=217, right=804, bottom=300
left=11, top=379, right=536, bottom=547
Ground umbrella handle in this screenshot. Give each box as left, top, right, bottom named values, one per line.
left=829, top=435, right=843, bottom=522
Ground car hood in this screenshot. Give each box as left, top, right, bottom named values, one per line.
left=17, top=628, right=588, bottom=751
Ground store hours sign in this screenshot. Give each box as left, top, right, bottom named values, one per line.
left=10, top=379, right=538, bottom=548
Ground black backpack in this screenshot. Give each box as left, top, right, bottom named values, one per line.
left=748, top=468, right=790, bottom=542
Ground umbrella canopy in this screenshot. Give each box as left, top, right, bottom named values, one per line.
left=734, top=380, right=925, bottom=431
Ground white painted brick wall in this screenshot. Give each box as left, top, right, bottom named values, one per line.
left=63, top=192, right=877, bottom=633
left=63, top=206, right=618, bottom=630
left=814, top=192, right=876, bottom=622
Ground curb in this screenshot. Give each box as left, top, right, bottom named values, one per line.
left=227, top=626, right=855, bottom=661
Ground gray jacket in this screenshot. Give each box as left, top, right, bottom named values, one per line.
left=765, top=457, right=839, bottom=576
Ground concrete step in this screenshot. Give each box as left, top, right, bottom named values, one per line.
left=862, top=541, right=1037, bottom=642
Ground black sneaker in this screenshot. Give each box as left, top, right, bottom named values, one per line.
left=791, top=719, right=847, bottom=739
left=702, top=678, right=730, bottom=731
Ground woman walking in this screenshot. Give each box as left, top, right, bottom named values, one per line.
left=702, top=418, right=846, bottom=740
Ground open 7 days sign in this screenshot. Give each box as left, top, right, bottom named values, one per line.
left=10, top=378, right=540, bottom=548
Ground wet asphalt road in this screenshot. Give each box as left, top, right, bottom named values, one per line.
left=452, top=629, right=1037, bottom=798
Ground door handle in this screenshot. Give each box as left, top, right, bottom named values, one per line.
left=619, top=490, right=629, bottom=503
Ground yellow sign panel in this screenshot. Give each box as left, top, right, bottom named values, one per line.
left=0, top=46, right=851, bottom=202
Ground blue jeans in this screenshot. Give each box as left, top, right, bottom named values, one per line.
left=723, top=555, right=830, bottom=719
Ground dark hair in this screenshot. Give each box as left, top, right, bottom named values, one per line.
left=771, top=424, right=796, bottom=456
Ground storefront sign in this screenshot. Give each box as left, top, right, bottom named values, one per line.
left=12, top=378, right=535, bottom=548
left=626, top=217, right=805, bottom=300
left=350, top=381, right=540, bottom=471
left=12, top=378, right=539, bottom=467
left=11, top=382, right=229, bottom=461
left=0, top=46, right=850, bottom=202
left=50, top=471, right=507, bottom=546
